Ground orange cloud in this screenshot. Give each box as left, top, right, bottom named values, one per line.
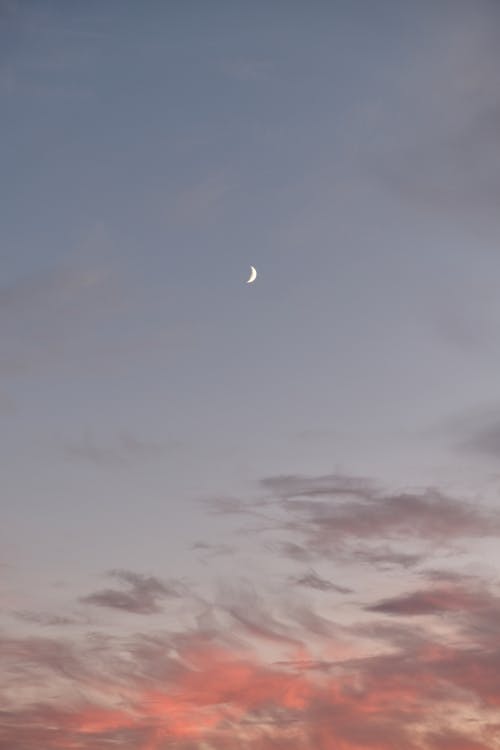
left=2, top=629, right=498, bottom=749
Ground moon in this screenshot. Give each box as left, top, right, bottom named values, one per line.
left=247, top=266, right=257, bottom=284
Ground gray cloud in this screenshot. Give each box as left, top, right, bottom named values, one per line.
left=348, top=545, right=425, bottom=570
left=2, top=571, right=500, bottom=749
left=365, top=579, right=500, bottom=649
left=291, top=570, right=353, bottom=594
left=12, top=610, right=84, bottom=627
left=257, top=475, right=500, bottom=566
left=261, top=473, right=376, bottom=500
left=218, top=580, right=301, bottom=647
left=80, top=570, right=182, bottom=614
left=265, top=540, right=315, bottom=563
left=367, top=587, right=488, bottom=616
left=203, top=474, right=500, bottom=572
left=201, top=496, right=251, bottom=515
left=420, top=569, right=476, bottom=583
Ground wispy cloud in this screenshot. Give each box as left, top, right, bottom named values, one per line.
left=3, top=478, right=500, bottom=748
left=229, top=474, right=500, bottom=568
left=367, top=584, right=494, bottom=616
left=291, top=570, right=353, bottom=594
left=80, top=570, right=183, bottom=615
left=12, top=610, right=85, bottom=627
left=2, top=592, right=500, bottom=748
left=347, top=545, right=426, bottom=570
left=218, top=580, right=302, bottom=647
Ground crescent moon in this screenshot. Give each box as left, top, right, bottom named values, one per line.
left=247, top=266, right=257, bottom=284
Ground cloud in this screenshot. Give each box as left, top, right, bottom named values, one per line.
left=218, top=581, right=302, bottom=647
left=3, top=490, right=500, bottom=750
left=2, top=546, right=500, bottom=749
left=347, top=545, right=425, bottom=569
left=261, top=473, right=376, bottom=500
left=420, top=568, right=474, bottom=583
left=366, top=577, right=500, bottom=651
left=255, top=474, right=500, bottom=566
left=291, top=570, right=352, bottom=594
left=1, top=617, right=499, bottom=749
left=425, top=730, right=493, bottom=750
left=367, top=585, right=493, bottom=616
left=265, top=541, right=315, bottom=563
left=203, top=474, right=500, bottom=575
left=13, top=610, right=84, bottom=626
left=80, top=570, right=182, bottom=615
left=202, top=496, right=252, bottom=515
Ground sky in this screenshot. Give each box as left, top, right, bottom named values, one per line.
left=2, top=1, right=500, bottom=748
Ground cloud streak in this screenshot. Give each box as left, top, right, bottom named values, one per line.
left=230, top=474, right=500, bottom=567
left=6, top=474, right=498, bottom=748
left=4, top=490, right=500, bottom=748
left=2, top=600, right=500, bottom=749
left=80, top=570, right=183, bottom=615
left=2, top=500, right=500, bottom=750
left=291, top=570, right=353, bottom=594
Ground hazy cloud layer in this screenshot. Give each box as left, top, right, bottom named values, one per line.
left=2, top=571, right=500, bottom=749
left=3, top=472, right=500, bottom=748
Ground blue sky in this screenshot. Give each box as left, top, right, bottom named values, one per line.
left=3, top=0, right=500, bottom=566
left=2, top=3, right=500, bottom=748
